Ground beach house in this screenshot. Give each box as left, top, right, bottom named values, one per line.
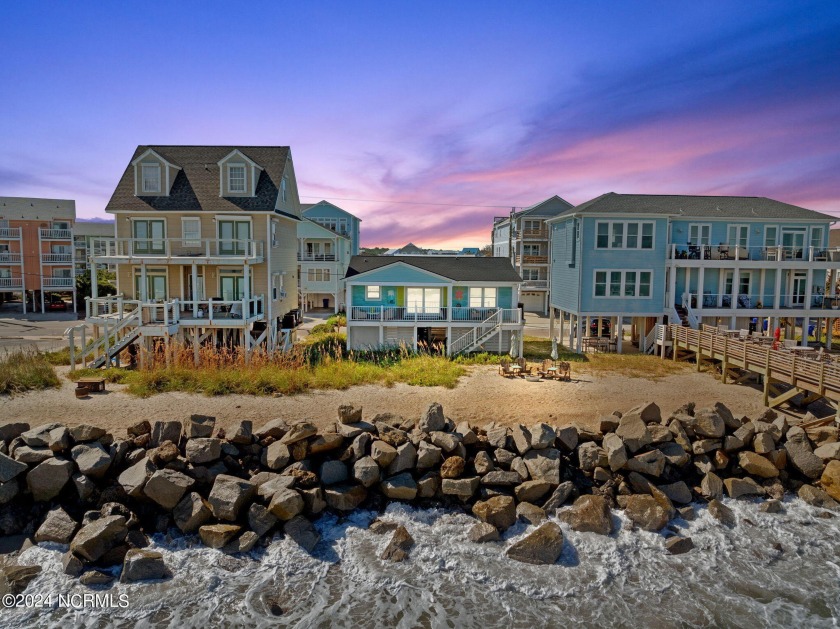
left=492, top=195, right=573, bottom=314
left=344, top=255, right=524, bottom=354
left=82, top=145, right=302, bottom=365
left=297, top=201, right=360, bottom=312
left=547, top=193, right=839, bottom=353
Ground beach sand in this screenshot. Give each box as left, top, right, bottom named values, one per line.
left=0, top=365, right=780, bottom=435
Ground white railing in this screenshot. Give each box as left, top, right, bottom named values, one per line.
left=42, top=277, right=74, bottom=288
left=449, top=309, right=503, bottom=355
left=42, top=253, right=73, bottom=263
left=0, top=252, right=22, bottom=263
left=451, top=307, right=521, bottom=323
left=521, top=280, right=548, bottom=289
left=179, top=296, right=265, bottom=322
left=349, top=306, right=521, bottom=324
left=87, top=295, right=141, bottom=319
left=95, top=238, right=264, bottom=260
left=0, top=228, right=21, bottom=238
left=298, top=253, right=337, bottom=261
left=141, top=300, right=181, bottom=326
left=642, top=324, right=658, bottom=353
left=40, top=228, right=72, bottom=239
left=684, top=293, right=839, bottom=310
left=0, top=277, right=23, bottom=289
left=668, top=243, right=839, bottom=262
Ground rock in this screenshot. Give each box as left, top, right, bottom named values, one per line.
left=376, top=423, right=409, bottom=448
left=602, top=433, right=627, bottom=472
left=319, top=460, right=349, bottom=486
left=441, top=476, right=480, bottom=501
left=380, top=473, right=418, bottom=500
left=0, top=478, right=19, bottom=505
left=0, top=421, right=29, bottom=443
left=724, top=477, right=764, bottom=499
left=553, top=425, right=577, bottom=452
left=514, top=502, right=545, bottom=525
left=126, top=420, right=151, bottom=437
left=416, top=441, right=443, bottom=469
left=173, top=492, right=212, bottom=533
left=348, top=432, right=371, bottom=461
left=506, top=522, right=564, bottom=565
left=284, top=515, right=320, bottom=552
left=693, top=409, right=725, bottom=438
left=352, top=456, right=381, bottom=488
left=369, top=518, right=400, bottom=535
left=723, top=435, right=745, bottom=452
left=542, top=481, right=576, bottom=511
left=708, top=499, right=736, bottom=527
left=70, top=515, right=128, bottom=562
left=69, top=424, right=107, bottom=443
left=738, top=451, right=779, bottom=478
left=268, top=487, right=305, bottom=520
left=692, top=439, right=722, bottom=455
left=185, top=438, right=222, bottom=464
left=678, top=506, right=695, bottom=521
left=324, top=483, right=367, bottom=511
left=486, top=427, right=509, bottom=449
left=117, top=457, right=154, bottom=498
left=455, top=421, right=478, bottom=446
left=80, top=570, right=114, bottom=585
left=480, top=470, right=522, bottom=486
left=668, top=419, right=693, bottom=452
left=659, top=481, right=692, bottom=505
left=713, top=402, right=740, bottom=430
left=473, top=451, right=494, bottom=475
left=469, top=521, right=500, bottom=542
left=279, top=422, right=317, bottom=445
left=577, top=441, right=607, bottom=472
left=229, top=420, right=253, bottom=445
left=255, top=418, right=289, bottom=439
left=418, top=402, right=445, bottom=433
left=515, top=480, right=552, bottom=503
left=625, top=450, right=666, bottom=477
left=759, top=499, right=783, bottom=513
left=615, top=414, right=652, bottom=453
left=510, top=425, right=532, bottom=455
left=386, top=442, right=417, bottom=476
left=381, top=525, right=414, bottom=562
left=34, top=507, right=78, bottom=544
left=223, top=531, right=259, bottom=554
left=12, top=445, right=53, bottom=464
left=0, top=451, right=27, bottom=483
left=150, top=421, right=182, bottom=448
left=523, top=449, right=561, bottom=484
left=510, top=457, right=530, bottom=481
left=798, top=484, right=839, bottom=509
left=262, top=441, right=291, bottom=471
left=338, top=404, right=363, bottom=424
left=0, top=565, right=42, bottom=596
left=822, top=460, right=840, bottom=502
left=27, top=458, right=73, bottom=501
left=559, top=494, right=613, bottom=535
left=624, top=495, right=670, bottom=531
left=62, top=551, right=83, bottom=577
left=186, top=414, right=215, bottom=438
left=701, top=472, right=724, bottom=501
left=370, top=441, right=397, bottom=468
left=199, top=524, right=241, bottom=549
left=753, top=432, right=775, bottom=454
left=814, top=442, right=840, bottom=461
left=472, top=495, right=516, bottom=531
left=785, top=431, right=825, bottom=480
left=120, top=548, right=169, bottom=582
left=665, top=536, right=694, bottom=555
left=309, top=433, right=344, bottom=455
left=440, top=456, right=466, bottom=479
left=144, top=469, right=194, bottom=510
left=416, top=472, right=440, bottom=498
left=648, top=424, right=673, bottom=444
left=207, top=475, right=256, bottom=521
left=243, top=504, right=277, bottom=538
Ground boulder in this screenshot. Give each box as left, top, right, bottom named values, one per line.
left=505, top=522, right=564, bottom=565
left=510, top=425, right=532, bottom=455
left=380, top=473, right=418, bottom=500
left=510, top=457, right=530, bottom=481
left=186, top=438, right=222, bottom=464
left=118, top=457, right=154, bottom=498
left=120, top=549, right=169, bottom=582
left=207, top=474, right=256, bottom=521
left=648, top=424, right=674, bottom=444
left=69, top=424, right=107, bottom=443
left=455, top=421, right=478, bottom=446
left=381, top=525, right=414, bottom=562
left=150, top=421, right=182, bottom=448
left=480, top=470, right=522, bottom=486
left=0, top=421, right=29, bottom=443
left=522, top=449, right=561, bottom=484
left=665, top=536, right=694, bottom=555
left=485, top=427, right=509, bottom=449
left=473, top=451, right=494, bottom=475
left=753, top=432, right=775, bottom=454
left=417, top=402, right=445, bottom=433
left=229, top=420, right=253, bottom=445
left=798, top=484, right=839, bottom=509
left=784, top=431, right=825, bottom=480
left=319, top=460, right=349, bottom=486
left=279, top=422, right=317, bottom=445
left=268, top=488, right=305, bottom=520
left=352, top=456, right=381, bottom=488
left=440, top=456, right=466, bottom=479
left=821, top=460, right=840, bottom=502
left=416, top=472, right=440, bottom=499
left=441, top=476, right=480, bottom=501
left=309, top=433, right=344, bottom=455
left=263, top=441, right=291, bottom=470
left=348, top=432, right=372, bottom=461
left=516, top=502, right=547, bottom=525
left=248, top=503, right=279, bottom=537
left=0, top=565, right=42, bottom=596
left=338, top=404, right=363, bottom=424
left=659, top=481, right=692, bottom=505
left=624, top=495, right=670, bottom=531
left=70, top=515, right=128, bottom=562
left=187, top=414, right=215, bottom=438
left=472, top=495, right=516, bottom=531
left=255, top=418, right=289, bottom=439
left=708, top=499, right=736, bottom=527
left=144, top=469, right=194, bottom=510
left=284, top=515, right=320, bottom=552
left=62, top=552, right=83, bottom=577
left=577, top=441, right=607, bottom=472
left=27, top=458, right=73, bottom=501
left=625, top=450, right=666, bottom=477
left=34, top=506, right=78, bottom=544
left=376, top=423, right=409, bottom=448
left=417, top=442, right=443, bottom=469
left=759, top=499, right=783, bottom=513
left=469, top=521, right=500, bottom=543
left=515, top=479, right=552, bottom=503
left=0, top=478, right=19, bottom=505
left=700, top=472, right=724, bottom=501
left=724, top=477, right=764, bottom=499
left=0, top=451, right=27, bottom=483
left=738, top=451, right=779, bottom=479
left=615, top=415, right=652, bottom=453
left=693, top=409, right=725, bottom=438
left=558, top=494, right=612, bottom=535
left=173, top=492, right=212, bottom=533
left=602, top=433, right=627, bottom=472
left=370, top=441, right=398, bottom=468
left=324, top=483, right=367, bottom=511
left=556, top=426, right=579, bottom=452
left=199, top=524, right=241, bottom=549
left=386, top=442, right=417, bottom=476
left=12, top=445, right=53, bottom=464
left=542, top=481, right=576, bottom=511
left=814, top=442, right=840, bottom=461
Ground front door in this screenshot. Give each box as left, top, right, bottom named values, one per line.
left=135, top=273, right=167, bottom=301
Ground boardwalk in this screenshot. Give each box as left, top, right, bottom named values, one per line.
left=668, top=325, right=840, bottom=417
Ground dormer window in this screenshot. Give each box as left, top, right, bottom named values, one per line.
left=228, top=165, right=246, bottom=193
left=281, top=177, right=287, bottom=202
left=142, top=164, right=161, bottom=193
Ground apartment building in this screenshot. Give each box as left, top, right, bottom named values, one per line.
left=0, top=196, right=77, bottom=313
left=74, top=220, right=116, bottom=277
left=82, top=145, right=302, bottom=365
left=491, top=195, right=573, bottom=314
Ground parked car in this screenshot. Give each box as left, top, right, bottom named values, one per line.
left=589, top=318, right=611, bottom=337
left=46, top=295, right=68, bottom=311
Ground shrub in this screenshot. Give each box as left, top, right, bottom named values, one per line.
left=0, top=349, right=61, bottom=395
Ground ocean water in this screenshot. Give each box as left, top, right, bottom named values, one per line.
left=4, top=497, right=840, bottom=628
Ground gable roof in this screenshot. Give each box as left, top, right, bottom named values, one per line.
left=346, top=255, right=522, bottom=282
left=550, top=193, right=835, bottom=222
left=302, top=200, right=361, bottom=221
left=300, top=217, right=350, bottom=240
left=495, top=195, right=574, bottom=227
left=105, top=145, right=298, bottom=218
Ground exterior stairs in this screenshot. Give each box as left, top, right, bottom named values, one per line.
left=449, top=309, right=504, bottom=355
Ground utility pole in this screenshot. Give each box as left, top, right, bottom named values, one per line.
left=508, top=207, right=515, bottom=266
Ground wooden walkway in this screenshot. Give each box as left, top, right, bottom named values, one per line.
left=669, top=325, right=840, bottom=417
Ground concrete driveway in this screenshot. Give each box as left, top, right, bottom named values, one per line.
left=0, top=313, right=87, bottom=353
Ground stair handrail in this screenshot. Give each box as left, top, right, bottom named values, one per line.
left=81, top=305, right=141, bottom=366
left=450, top=308, right=503, bottom=355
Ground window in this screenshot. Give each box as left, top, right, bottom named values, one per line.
left=132, top=219, right=165, bottom=254
left=220, top=273, right=247, bottom=301
left=811, top=227, right=824, bottom=249
left=271, top=222, right=278, bottom=247
left=596, top=222, right=609, bottom=248
left=641, top=223, right=654, bottom=249
left=141, top=164, right=161, bottom=193
left=469, top=287, right=497, bottom=308
left=764, top=226, right=778, bottom=247
left=182, top=218, right=201, bottom=247
left=610, top=223, right=624, bottom=249
left=523, top=244, right=540, bottom=256
left=407, top=287, right=441, bottom=313
left=626, top=223, right=639, bottom=249
left=595, top=221, right=655, bottom=249
left=281, top=177, right=287, bottom=202
left=0, top=268, right=10, bottom=278
left=228, top=165, right=246, bottom=193
left=522, top=268, right=540, bottom=280
left=307, top=269, right=331, bottom=282
left=593, top=270, right=653, bottom=299
left=134, top=270, right=167, bottom=300
left=366, top=286, right=380, bottom=300
left=688, top=224, right=711, bottom=246
left=218, top=220, right=250, bottom=255
left=727, top=224, right=748, bottom=248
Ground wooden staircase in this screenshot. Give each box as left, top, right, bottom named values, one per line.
left=674, top=305, right=691, bottom=327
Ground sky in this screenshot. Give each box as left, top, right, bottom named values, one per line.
left=1, top=1, right=839, bottom=248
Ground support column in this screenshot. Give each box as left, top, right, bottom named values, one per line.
left=668, top=266, right=677, bottom=310
left=191, top=263, right=198, bottom=318
left=575, top=315, right=583, bottom=353
left=828, top=318, right=834, bottom=351
left=549, top=307, right=555, bottom=339
left=697, top=267, right=704, bottom=312
left=774, top=268, right=782, bottom=309
left=140, top=264, right=148, bottom=302
left=559, top=309, right=565, bottom=345
left=616, top=316, right=623, bottom=353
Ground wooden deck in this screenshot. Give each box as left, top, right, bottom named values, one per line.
left=669, top=325, right=840, bottom=416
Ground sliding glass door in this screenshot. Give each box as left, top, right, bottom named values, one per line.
left=219, top=221, right=250, bottom=255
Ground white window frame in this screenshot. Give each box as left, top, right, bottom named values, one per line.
left=307, top=269, right=331, bottom=282
left=595, top=221, right=655, bottom=250
left=141, top=163, right=161, bottom=193
left=592, top=269, right=653, bottom=299
left=688, top=223, right=712, bottom=246
left=181, top=217, right=201, bottom=247
left=469, top=287, right=497, bottom=308
left=810, top=226, right=824, bottom=250
left=764, top=225, right=778, bottom=247
left=727, top=224, right=749, bottom=248
left=227, top=163, right=246, bottom=193
left=365, top=285, right=380, bottom=300
left=271, top=221, right=278, bottom=247
left=521, top=268, right=540, bottom=281
left=281, top=177, right=287, bottom=202
left=407, top=287, right=442, bottom=313
left=523, top=243, right=540, bottom=256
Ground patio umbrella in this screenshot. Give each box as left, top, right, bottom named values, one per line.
left=550, top=338, right=559, bottom=361
left=509, top=332, right=518, bottom=358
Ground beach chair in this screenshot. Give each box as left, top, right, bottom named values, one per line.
left=537, top=359, right=557, bottom=379
left=515, top=357, right=530, bottom=376
left=499, top=358, right=517, bottom=378
left=556, top=361, right=571, bottom=381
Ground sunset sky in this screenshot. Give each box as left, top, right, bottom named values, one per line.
left=1, top=1, right=839, bottom=248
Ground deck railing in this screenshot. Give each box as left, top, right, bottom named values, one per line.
left=94, top=238, right=264, bottom=260
left=0, top=277, right=23, bottom=289
left=0, top=228, right=21, bottom=239
left=298, top=253, right=337, bottom=261
left=0, top=252, right=22, bottom=263
left=668, top=244, right=839, bottom=262
left=349, top=306, right=521, bottom=324
left=42, top=277, right=74, bottom=288
left=40, top=228, right=72, bottom=239
left=683, top=293, right=838, bottom=310
left=42, top=253, right=73, bottom=263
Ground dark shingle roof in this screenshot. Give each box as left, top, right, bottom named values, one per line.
left=346, top=256, right=522, bottom=282
left=105, top=145, right=297, bottom=217
left=495, top=195, right=574, bottom=226
left=553, top=193, right=834, bottom=221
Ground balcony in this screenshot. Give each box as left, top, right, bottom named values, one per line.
left=0, top=277, right=23, bottom=289
left=515, top=255, right=548, bottom=265
left=0, top=252, right=22, bottom=263
left=42, top=253, right=73, bottom=263
left=94, top=238, right=264, bottom=263
left=349, top=306, right=521, bottom=324
left=298, top=253, right=337, bottom=261
left=42, top=277, right=74, bottom=288
left=521, top=228, right=548, bottom=240
left=684, top=292, right=840, bottom=311
left=40, top=228, right=72, bottom=240
left=522, top=280, right=548, bottom=289
left=0, top=227, right=21, bottom=239
left=667, top=244, right=839, bottom=263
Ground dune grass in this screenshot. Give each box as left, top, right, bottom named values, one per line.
left=0, top=349, right=61, bottom=396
